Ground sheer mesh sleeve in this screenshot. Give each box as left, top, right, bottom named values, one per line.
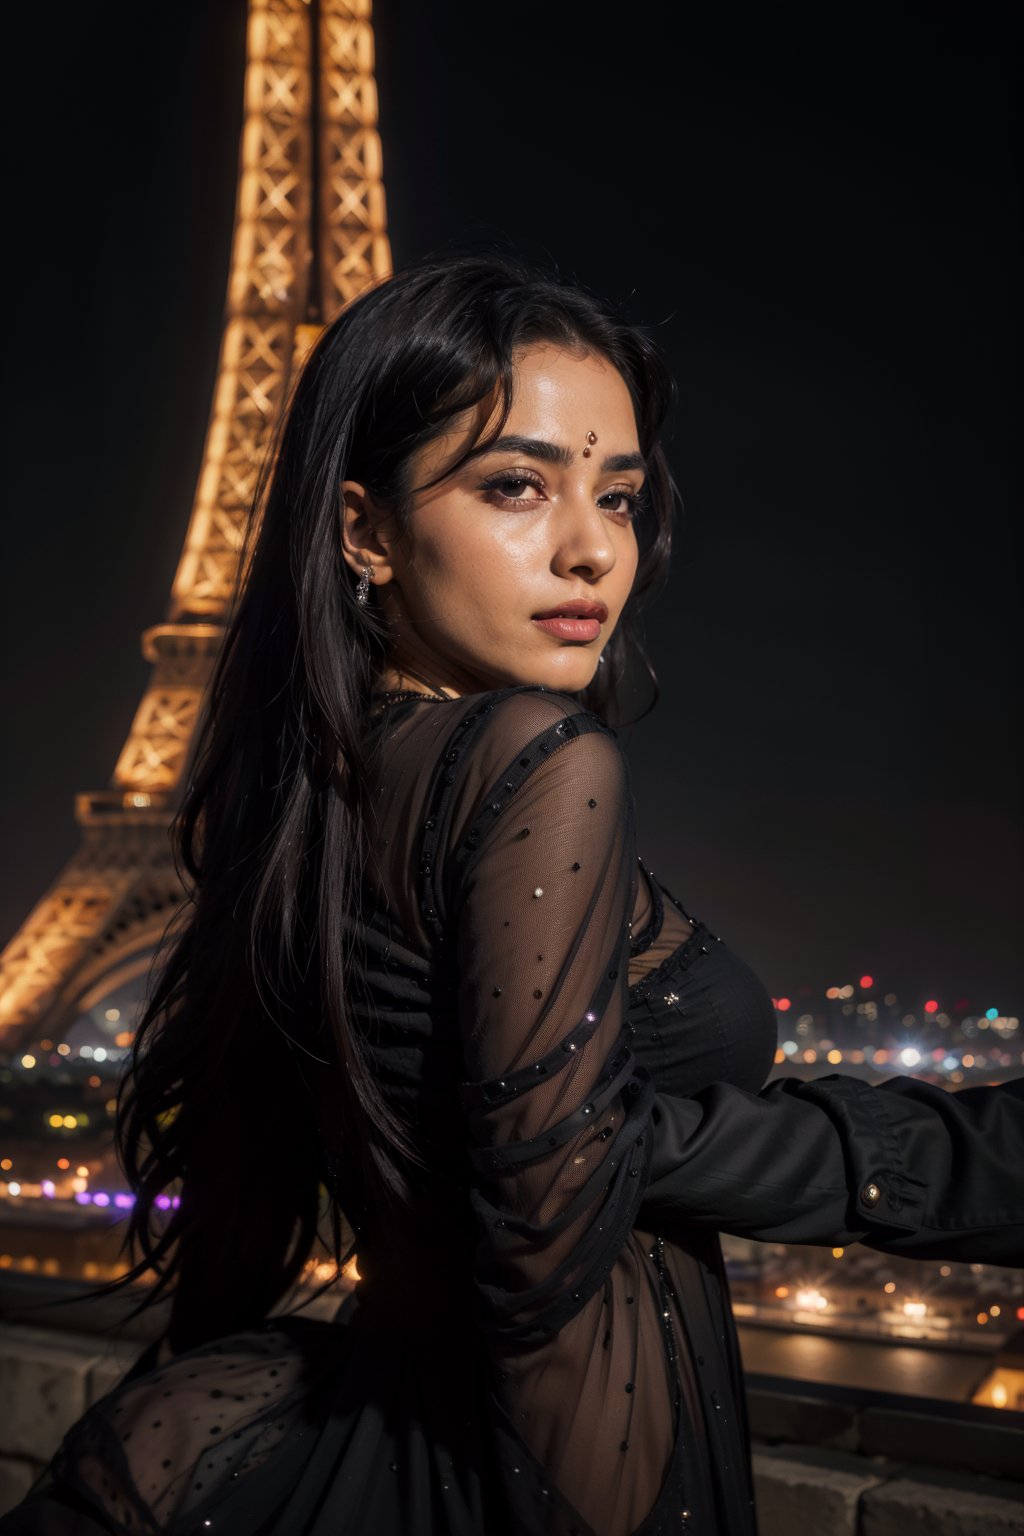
left=447, top=692, right=671, bottom=1536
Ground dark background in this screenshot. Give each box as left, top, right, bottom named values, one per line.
left=2, top=2, right=1020, bottom=1009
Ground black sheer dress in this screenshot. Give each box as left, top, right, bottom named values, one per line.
left=4, top=686, right=1022, bottom=1536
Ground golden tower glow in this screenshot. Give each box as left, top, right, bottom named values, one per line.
left=0, top=0, right=392, bottom=1043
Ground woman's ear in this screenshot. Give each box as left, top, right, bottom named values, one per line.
left=339, top=479, right=395, bottom=584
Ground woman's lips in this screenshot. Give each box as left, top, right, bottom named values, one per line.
left=532, top=616, right=602, bottom=642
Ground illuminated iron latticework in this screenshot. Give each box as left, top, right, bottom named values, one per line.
left=0, top=0, right=392, bottom=1046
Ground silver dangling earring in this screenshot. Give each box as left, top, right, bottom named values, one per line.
left=355, top=563, right=373, bottom=605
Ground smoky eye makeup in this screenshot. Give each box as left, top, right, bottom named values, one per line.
left=477, top=468, right=644, bottom=519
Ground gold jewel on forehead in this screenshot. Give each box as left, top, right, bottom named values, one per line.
left=582, top=430, right=597, bottom=458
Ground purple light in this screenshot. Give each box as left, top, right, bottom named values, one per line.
left=172, top=1195, right=181, bottom=1208
left=93, top=1192, right=110, bottom=1208
left=155, top=1194, right=172, bottom=1210
left=41, top=1180, right=55, bottom=1197
left=74, top=1191, right=92, bottom=1205
left=114, top=1192, right=134, bottom=1209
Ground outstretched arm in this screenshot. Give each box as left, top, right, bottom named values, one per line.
left=640, top=1070, right=1024, bottom=1265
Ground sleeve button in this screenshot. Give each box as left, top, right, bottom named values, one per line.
left=861, top=1181, right=882, bottom=1207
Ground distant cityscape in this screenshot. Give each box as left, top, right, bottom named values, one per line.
left=1, top=970, right=1021, bottom=1411
left=765, top=974, right=1020, bottom=1082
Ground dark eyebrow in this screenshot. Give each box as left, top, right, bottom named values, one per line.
left=465, top=434, right=646, bottom=475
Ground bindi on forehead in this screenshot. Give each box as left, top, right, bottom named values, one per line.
left=465, top=434, right=646, bottom=475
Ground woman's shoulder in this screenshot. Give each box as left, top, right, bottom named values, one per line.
left=399, top=684, right=633, bottom=932
left=452, top=683, right=620, bottom=775
left=465, top=680, right=589, bottom=725
left=435, top=683, right=629, bottom=845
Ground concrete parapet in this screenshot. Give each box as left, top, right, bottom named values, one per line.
left=0, top=1458, right=44, bottom=1516
left=860, top=1465, right=1024, bottom=1536
left=751, top=1443, right=887, bottom=1536
left=0, top=1318, right=140, bottom=1514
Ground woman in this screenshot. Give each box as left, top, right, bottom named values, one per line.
left=3, top=252, right=1021, bottom=1536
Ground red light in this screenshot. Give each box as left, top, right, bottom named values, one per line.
left=1018, top=1306, right=1024, bottom=1322
left=859, top=974, right=873, bottom=989
left=777, top=997, right=791, bottom=1012
left=924, top=999, right=939, bottom=1015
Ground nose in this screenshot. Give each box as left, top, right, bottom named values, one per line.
left=552, top=487, right=617, bottom=581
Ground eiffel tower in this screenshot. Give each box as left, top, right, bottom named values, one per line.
left=0, top=0, right=392, bottom=1054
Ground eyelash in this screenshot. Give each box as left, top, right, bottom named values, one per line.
left=479, top=469, right=643, bottom=520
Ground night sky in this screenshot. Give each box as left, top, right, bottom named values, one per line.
left=2, top=3, right=1020, bottom=1010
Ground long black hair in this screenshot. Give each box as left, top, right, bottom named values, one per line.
left=75, top=250, right=680, bottom=1354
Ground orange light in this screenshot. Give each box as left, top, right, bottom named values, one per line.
left=57, top=1157, right=70, bottom=1170
left=777, top=997, right=791, bottom=1012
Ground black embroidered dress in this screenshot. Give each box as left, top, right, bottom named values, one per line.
left=4, top=686, right=1023, bottom=1536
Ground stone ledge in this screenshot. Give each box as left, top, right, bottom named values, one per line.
left=859, top=1402, right=1023, bottom=1484
left=0, top=1322, right=141, bottom=1462
left=750, top=1442, right=1024, bottom=1536
left=746, top=1370, right=1024, bottom=1484
left=0, top=1457, right=46, bottom=1516
left=861, top=1464, right=1024, bottom=1536
left=747, top=1382, right=859, bottom=1451
left=751, top=1443, right=887, bottom=1536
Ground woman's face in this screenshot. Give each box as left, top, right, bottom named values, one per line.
left=341, top=343, right=644, bottom=698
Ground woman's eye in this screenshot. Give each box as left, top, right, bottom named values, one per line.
left=482, top=475, right=543, bottom=503
left=599, top=489, right=642, bottom=520
left=479, top=473, right=641, bottom=519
